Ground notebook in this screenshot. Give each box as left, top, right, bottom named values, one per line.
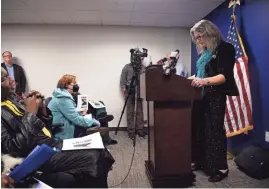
left=9, top=144, right=57, bottom=182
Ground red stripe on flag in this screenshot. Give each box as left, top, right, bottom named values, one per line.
left=227, top=96, right=240, bottom=131
left=236, top=95, right=246, bottom=128
left=242, top=56, right=250, bottom=81
left=235, top=58, right=253, bottom=125
left=225, top=106, right=234, bottom=133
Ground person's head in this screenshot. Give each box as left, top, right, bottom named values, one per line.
left=190, top=20, right=223, bottom=53
left=1, top=68, right=11, bottom=101
left=2, top=51, right=13, bottom=65
left=57, top=74, right=78, bottom=94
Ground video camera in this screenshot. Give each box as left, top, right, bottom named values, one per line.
left=130, top=48, right=148, bottom=74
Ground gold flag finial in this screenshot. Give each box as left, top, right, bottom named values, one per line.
left=228, top=0, right=240, bottom=8
left=229, top=0, right=240, bottom=20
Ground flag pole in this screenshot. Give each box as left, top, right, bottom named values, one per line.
left=227, top=0, right=241, bottom=160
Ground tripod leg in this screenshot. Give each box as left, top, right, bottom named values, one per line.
left=114, top=92, right=130, bottom=135
left=132, top=82, right=139, bottom=146
left=114, top=76, right=136, bottom=135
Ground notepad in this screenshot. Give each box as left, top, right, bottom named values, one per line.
left=9, top=144, right=57, bottom=182
left=62, top=132, right=104, bottom=151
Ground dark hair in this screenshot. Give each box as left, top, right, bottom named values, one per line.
left=2, top=51, right=12, bottom=57
left=73, top=84, right=79, bottom=92
left=57, top=74, right=76, bottom=89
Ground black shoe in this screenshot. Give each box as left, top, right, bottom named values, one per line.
left=128, top=133, right=135, bottom=140
left=208, top=170, right=229, bottom=182
left=98, top=115, right=114, bottom=123
left=108, top=139, right=118, bottom=145
left=137, top=130, right=146, bottom=138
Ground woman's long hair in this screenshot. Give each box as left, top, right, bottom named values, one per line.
left=190, top=20, right=223, bottom=53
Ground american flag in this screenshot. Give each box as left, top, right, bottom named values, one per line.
left=225, top=17, right=253, bottom=137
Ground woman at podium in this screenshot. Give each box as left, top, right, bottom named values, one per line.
left=190, top=20, right=239, bottom=182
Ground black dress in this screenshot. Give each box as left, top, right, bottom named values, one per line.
left=191, top=41, right=239, bottom=176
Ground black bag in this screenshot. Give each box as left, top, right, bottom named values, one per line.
left=234, top=145, right=269, bottom=179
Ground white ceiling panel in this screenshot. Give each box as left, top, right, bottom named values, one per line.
left=38, top=11, right=73, bottom=24
left=99, top=0, right=135, bottom=12
left=1, top=0, right=226, bottom=27
left=2, top=10, right=44, bottom=23
left=71, top=11, right=100, bottom=24
left=134, top=0, right=175, bottom=14
left=2, top=11, right=12, bottom=23
left=1, top=0, right=27, bottom=10
left=26, top=0, right=99, bottom=11
left=101, top=12, right=131, bottom=24
left=131, top=13, right=161, bottom=25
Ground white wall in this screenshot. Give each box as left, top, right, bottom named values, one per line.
left=1, top=24, right=191, bottom=127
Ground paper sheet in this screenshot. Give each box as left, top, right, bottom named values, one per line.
left=62, top=132, right=104, bottom=151
left=76, top=94, right=89, bottom=111
left=88, top=100, right=105, bottom=109
left=188, top=75, right=196, bottom=79
left=32, top=178, right=53, bottom=188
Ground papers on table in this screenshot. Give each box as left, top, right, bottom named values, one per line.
left=88, top=100, right=105, bottom=109
left=62, top=132, right=104, bottom=151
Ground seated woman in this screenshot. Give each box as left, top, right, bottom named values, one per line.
left=1, top=68, right=115, bottom=188
left=48, top=74, right=101, bottom=140
left=71, top=85, right=117, bottom=145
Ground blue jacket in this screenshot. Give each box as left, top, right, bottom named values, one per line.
left=48, top=88, right=100, bottom=140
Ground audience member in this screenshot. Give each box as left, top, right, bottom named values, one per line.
left=48, top=74, right=101, bottom=140
left=1, top=68, right=115, bottom=188
left=71, top=85, right=118, bottom=145
left=1, top=51, right=27, bottom=96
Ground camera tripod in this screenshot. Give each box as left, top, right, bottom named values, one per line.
left=109, top=72, right=143, bottom=188
left=114, top=72, right=141, bottom=147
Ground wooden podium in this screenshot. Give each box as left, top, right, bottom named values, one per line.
left=140, top=65, right=202, bottom=188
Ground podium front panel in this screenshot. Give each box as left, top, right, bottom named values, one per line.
left=153, top=101, right=191, bottom=177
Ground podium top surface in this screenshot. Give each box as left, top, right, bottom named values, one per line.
left=140, top=65, right=202, bottom=101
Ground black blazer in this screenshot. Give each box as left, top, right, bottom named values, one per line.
left=205, top=40, right=239, bottom=96
left=1, top=63, right=27, bottom=95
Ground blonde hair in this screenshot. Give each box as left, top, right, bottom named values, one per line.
left=190, top=20, right=223, bottom=53
left=57, top=74, right=76, bottom=89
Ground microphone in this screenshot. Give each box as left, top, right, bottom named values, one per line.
left=157, top=57, right=167, bottom=65
left=149, top=56, right=152, bottom=66
left=170, top=49, right=180, bottom=62
left=164, top=49, right=180, bottom=76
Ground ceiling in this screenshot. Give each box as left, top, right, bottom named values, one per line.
left=1, top=0, right=225, bottom=27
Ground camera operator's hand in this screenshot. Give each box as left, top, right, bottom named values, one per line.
left=122, top=88, right=127, bottom=96
left=25, top=95, right=44, bottom=115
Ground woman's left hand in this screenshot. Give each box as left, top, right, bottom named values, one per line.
left=191, top=78, right=207, bottom=88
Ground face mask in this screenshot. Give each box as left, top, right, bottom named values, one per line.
left=72, top=84, right=79, bottom=93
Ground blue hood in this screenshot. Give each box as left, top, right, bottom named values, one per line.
left=52, top=88, right=73, bottom=99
